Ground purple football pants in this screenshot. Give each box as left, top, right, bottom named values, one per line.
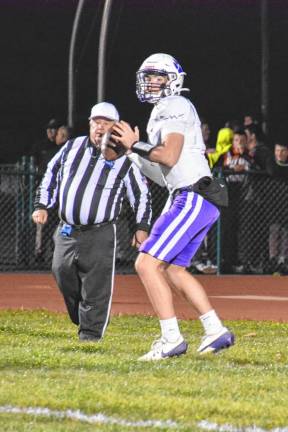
left=139, top=191, right=220, bottom=267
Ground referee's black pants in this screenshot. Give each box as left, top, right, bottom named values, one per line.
left=52, top=222, right=116, bottom=339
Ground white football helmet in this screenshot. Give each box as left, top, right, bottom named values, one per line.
left=136, top=53, right=189, bottom=104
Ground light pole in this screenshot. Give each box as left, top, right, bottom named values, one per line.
left=68, top=0, right=86, bottom=129
left=261, top=0, right=269, bottom=135
left=68, top=0, right=113, bottom=127
left=97, top=0, right=113, bottom=102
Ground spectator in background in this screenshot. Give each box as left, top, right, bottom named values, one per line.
left=221, top=130, right=252, bottom=273
left=272, top=141, right=288, bottom=177
left=223, top=129, right=252, bottom=182
left=243, top=112, right=258, bottom=127
left=192, top=118, right=218, bottom=274
left=46, top=118, right=60, bottom=143
left=275, top=142, right=288, bottom=162
left=242, top=124, right=274, bottom=274
left=55, top=125, right=73, bottom=147
left=225, top=119, right=242, bottom=131
left=193, top=120, right=238, bottom=274
left=244, top=123, right=273, bottom=173
left=268, top=140, right=288, bottom=273
left=200, top=118, right=212, bottom=148
left=206, top=119, right=249, bottom=170
left=206, top=127, right=233, bottom=169
left=34, top=120, right=70, bottom=261
left=35, top=118, right=62, bottom=173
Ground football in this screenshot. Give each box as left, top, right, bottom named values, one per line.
left=100, top=131, right=126, bottom=160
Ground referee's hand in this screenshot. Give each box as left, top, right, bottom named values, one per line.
left=32, top=209, right=48, bottom=225
left=132, top=230, right=148, bottom=248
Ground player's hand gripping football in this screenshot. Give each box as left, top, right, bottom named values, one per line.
left=111, top=121, right=140, bottom=153
left=99, top=129, right=125, bottom=161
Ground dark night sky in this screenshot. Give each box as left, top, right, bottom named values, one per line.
left=0, top=0, right=287, bottom=162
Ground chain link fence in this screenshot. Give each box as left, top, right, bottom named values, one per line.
left=0, top=158, right=287, bottom=275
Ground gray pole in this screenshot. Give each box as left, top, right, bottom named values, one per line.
left=68, top=0, right=86, bottom=129
left=97, top=0, right=113, bottom=103
left=261, top=0, right=269, bottom=135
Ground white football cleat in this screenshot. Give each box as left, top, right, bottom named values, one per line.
left=197, top=327, right=235, bottom=354
left=138, top=336, right=188, bottom=361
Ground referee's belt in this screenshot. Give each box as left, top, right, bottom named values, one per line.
left=59, top=220, right=112, bottom=232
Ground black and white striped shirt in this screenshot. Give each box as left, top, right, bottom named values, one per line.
left=34, top=136, right=152, bottom=230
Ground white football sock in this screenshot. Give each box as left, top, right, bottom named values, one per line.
left=160, top=317, right=181, bottom=343
left=200, top=309, right=224, bottom=336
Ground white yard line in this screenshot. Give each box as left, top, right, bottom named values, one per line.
left=1, top=406, right=287, bottom=431
left=198, top=420, right=288, bottom=432
left=210, top=295, right=288, bottom=301
left=0, top=405, right=177, bottom=429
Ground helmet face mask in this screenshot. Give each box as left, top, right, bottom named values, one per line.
left=136, top=53, right=187, bottom=104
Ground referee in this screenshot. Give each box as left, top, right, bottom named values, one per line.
left=32, top=102, right=152, bottom=341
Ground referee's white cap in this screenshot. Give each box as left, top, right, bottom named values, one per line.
left=89, top=102, right=120, bottom=121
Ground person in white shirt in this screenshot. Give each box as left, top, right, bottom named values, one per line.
left=112, top=53, right=234, bottom=360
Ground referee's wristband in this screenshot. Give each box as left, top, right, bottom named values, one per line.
left=131, top=141, right=154, bottom=158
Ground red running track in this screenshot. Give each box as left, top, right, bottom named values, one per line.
left=0, top=273, right=287, bottom=322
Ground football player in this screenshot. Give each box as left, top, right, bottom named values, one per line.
left=112, top=53, right=235, bottom=360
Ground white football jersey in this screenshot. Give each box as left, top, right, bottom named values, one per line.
left=147, top=95, right=212, bottom=191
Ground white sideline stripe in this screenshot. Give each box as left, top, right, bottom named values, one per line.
left=210, top=295, right=288, bottom=302
left=22, top=285, right=53, bottom=290
left=101, top=223, right=117, bottom=338
left=198, top=420, right=288, bottom=432
left=0, top=405, right=177, bottom=429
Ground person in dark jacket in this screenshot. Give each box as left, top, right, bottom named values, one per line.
left=268, top=140, right=288, bottom=273
left=244, top=123, right=273, bottom=173
left=35, top=118, right=63, bottom=173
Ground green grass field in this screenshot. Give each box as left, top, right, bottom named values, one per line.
left=0, top=310, right=287, bottom=432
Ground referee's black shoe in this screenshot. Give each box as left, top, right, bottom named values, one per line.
left=79, top=333, right=100, bottom=342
